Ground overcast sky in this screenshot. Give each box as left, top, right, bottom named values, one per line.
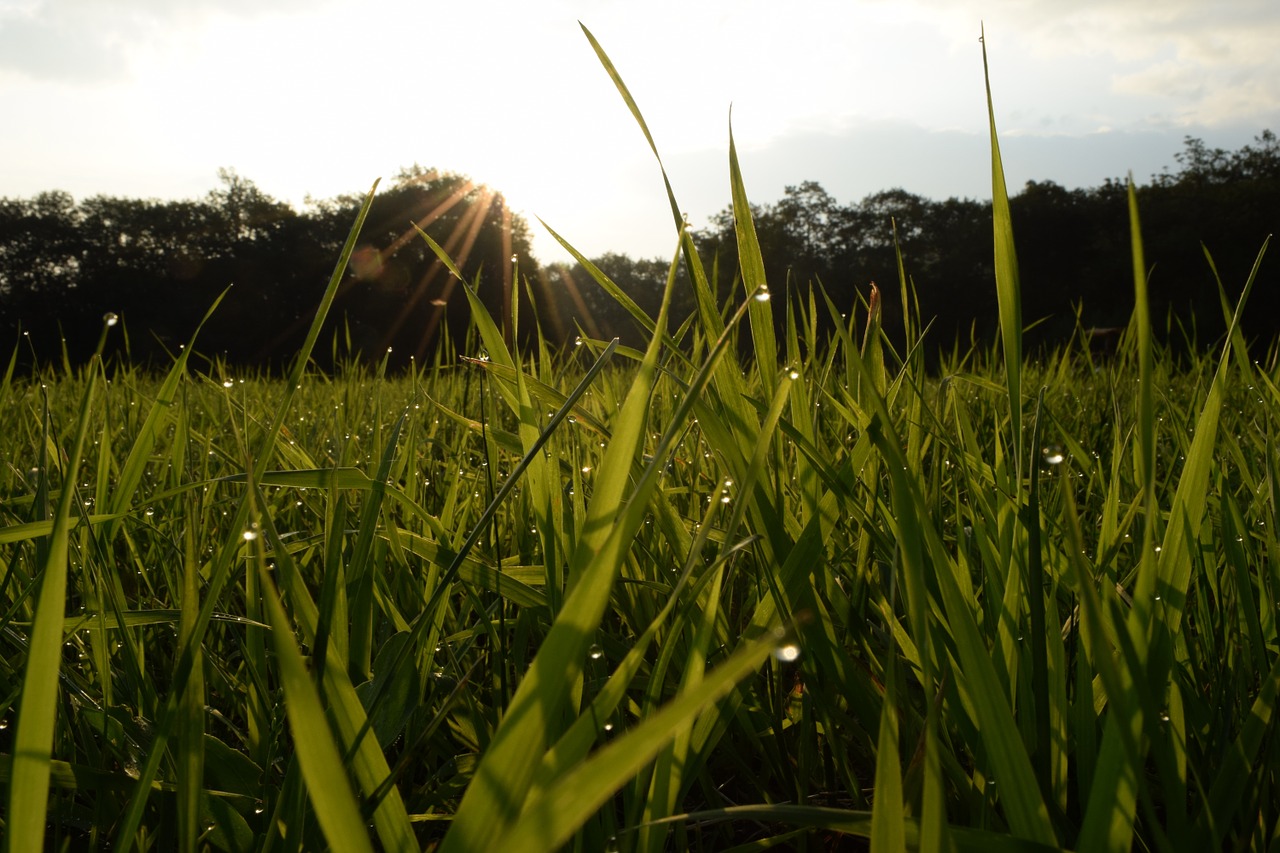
left=2, top=0, right=1278, bottom=264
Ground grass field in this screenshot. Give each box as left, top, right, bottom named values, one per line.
left=2, top=28, right=1279, bottom=852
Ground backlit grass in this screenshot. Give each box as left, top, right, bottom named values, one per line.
left=2, top=26, right=1279, bottom=853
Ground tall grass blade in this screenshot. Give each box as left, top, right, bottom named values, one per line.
left=6, top=358, right=99, bottom=852
left=980, top=27, right=1023, bottom=472
left=492, top=631, right=787, bottom=853
left=258, top=560, right=375, bottom=853
left=439, top=240, right=675, bottom=853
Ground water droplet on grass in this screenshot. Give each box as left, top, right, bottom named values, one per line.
left=1042, top=444, right=1065, bottom=465
left=754, top=286, right=771, bottom=302
left=103, top=312, right=119, bottom=326
left=773, top=643, right=801, bottom=662
left=588, top=643, right=604, bottom=660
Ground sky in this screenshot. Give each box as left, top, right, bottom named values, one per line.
left=2, top=0, right=1278, bottom=265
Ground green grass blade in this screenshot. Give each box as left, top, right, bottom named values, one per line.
left=981, top=27, right=1023, bottom=473
left=1193, top=646, right=1280, bottom=848
left=1156, top=235, right=1267, bottom=634
left=492, top=630, right=787, bottom=853
left=112, top=182, right=379, bottom=849
left=105, top=289, right=228, bottom=531
left=258, top=560, right=375, bottom=853
left=870, top=603, right=907, bottom=853
left=439, top=259, right=672, bottom=853
left=729, top=121, right=777, bottom=393
left=6, top=359, right=99, bottom=853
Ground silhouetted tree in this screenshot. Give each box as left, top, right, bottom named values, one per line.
left=4, top=132, right=1279, bottom=370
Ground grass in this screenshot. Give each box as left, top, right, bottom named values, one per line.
left=2, top=25, right=1280, bottom=852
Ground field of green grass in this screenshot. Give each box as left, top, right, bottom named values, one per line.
left=2, top=29, right=1279, bottom=852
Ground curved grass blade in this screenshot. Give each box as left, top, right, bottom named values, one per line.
left=258, top=561, right=375, bottom=853
left=491, top=630, right=787, bottom=853
left=439, top=253, right=672, bottom=853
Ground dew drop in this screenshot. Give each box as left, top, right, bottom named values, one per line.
left=1042, top=444, right=1065, bottom=465
left=773, top=643, right=801, bottom=662
left=588, top=643, right=604, bottom=660
left=103, top=312, right=119, bottom=326
left=222, top=379, right=234, bottom=388
left=787, top=367, right=801, bottom=380
left=754, top=286, right=771, bottom=302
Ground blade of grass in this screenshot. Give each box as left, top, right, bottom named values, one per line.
left=257, top=559, right=375, bottom=853
left=6, top=355, right=100, bottom=852
left=491, top=629, right=788, bottom=853
left=114, top=180, right=380, bottom=849
left=439, top=234, right=676, bottom=852
left=981, top=26, right=1023, bottom=477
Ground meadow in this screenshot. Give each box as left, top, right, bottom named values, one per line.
left=2, top=29, right=1279, bottom=852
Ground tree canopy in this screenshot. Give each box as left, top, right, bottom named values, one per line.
left=3, top=132, right=1278, bottom=370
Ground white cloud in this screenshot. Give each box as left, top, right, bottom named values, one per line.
left=0, top=0, right=335, bottom=81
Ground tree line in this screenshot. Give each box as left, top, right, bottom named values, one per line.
left=2, top=133, right=1278, bottom=371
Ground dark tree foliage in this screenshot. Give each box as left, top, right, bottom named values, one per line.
left=685, top=131, right=1279, bottom=362
left=0, top=167, right=532, bottom=371
left=2, top=133, right=1278, bottom=371
left=537, top=252, right=696, bottom=350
